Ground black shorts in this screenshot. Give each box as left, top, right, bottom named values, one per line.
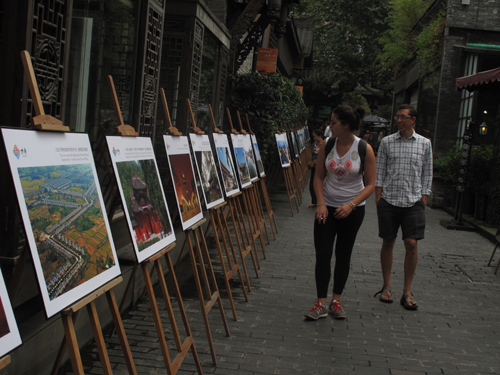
left=377, top=198, right=426, bottom=240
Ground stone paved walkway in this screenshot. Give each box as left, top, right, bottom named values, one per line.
left=68, top=186, right=500, bottom=375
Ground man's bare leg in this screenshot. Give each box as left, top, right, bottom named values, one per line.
left=380, top=238, right=396, bottom=301
left=402, top=238, right=418, bottom=307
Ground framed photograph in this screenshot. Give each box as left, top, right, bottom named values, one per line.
left=212, top=133, right=240, bottom=197
left=230, top=134, right=252, bottom=188
left=242, top=134, right=258, bottom=181
left=275, top=133, right=291, bottom=168
left=189, top=134, right=225, bottom=209
left=0, top=267, right=22, bottom=358
left=290, top=132, right=299, bottom=158
left=163, top=135, right=203, bottom=230
left=1, top=128, right=121, bottom=318
left=251, top=134, right=265, bottom=177
left=105, top=136, right=175, bottom=263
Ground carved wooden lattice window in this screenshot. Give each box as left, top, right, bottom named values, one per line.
left=137, top=0, right=164, bottom=138
left=218, top=47, right=230, bottom=128
left=23, top=0, right=71, bottom=127
left=189, top=21, right=204, bottom=127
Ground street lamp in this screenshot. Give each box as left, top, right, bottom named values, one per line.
left=479, top=122, right=488, bottom=135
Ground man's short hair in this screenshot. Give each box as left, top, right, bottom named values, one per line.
left=398, top=104, right=417, bottom=119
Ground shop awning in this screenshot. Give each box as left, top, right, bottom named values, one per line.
left=456, top=67, right=500, bottom=92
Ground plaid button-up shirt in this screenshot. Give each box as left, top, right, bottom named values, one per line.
left=376, top=130, right=433, bottom=208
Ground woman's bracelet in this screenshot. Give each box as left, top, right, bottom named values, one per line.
left=348, top=201, right=356, bottom=210
left=317, top=203, right=326, bottom=207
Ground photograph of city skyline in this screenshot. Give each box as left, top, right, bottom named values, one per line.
left=18, top=164, right=116, bottom=301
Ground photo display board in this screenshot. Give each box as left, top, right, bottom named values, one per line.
left=189, top=134, right=225, bottom=209
left=290, top=132, right=299, bottom=158
left=251, top=134, right=265, bottom=177
left=275, top=133, right=291, bottom=168
left=230, top=134, right=252, bottom=188
left=212, top=133, right=240, bottom=197
left=0, top=267, right=22, bottom=357
left=105, top=136, right=175, bottom=263
left=242, top=134, right=258, bottom=182
left=1, top=128, right=121, bottom=318
left=163, top=135, right=203, bottom=230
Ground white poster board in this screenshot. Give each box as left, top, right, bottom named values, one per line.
left=290, top=132, right=299, bottom=158
left=0, top=267, right=22, bottom=357
left=105, top=136, right=175, bottom=263
left=275, top=133, right=291, bottom=168
left=230, top=134, right=252, bottom=188
left=189, top=134, right=225, bottom=209
left=242, top=134, right=258, bottom=181
left=212, top=133, right=240, bottom=197
left=1, top=128, right=121, bottom=318
left=251, top=134, right=265, bottom=177
left=163, top=135, right=204, bottom=230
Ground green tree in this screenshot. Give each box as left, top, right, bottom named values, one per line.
left=292, top=0, right=393, bottom=98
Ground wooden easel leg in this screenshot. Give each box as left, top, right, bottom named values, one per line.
left=209, top=211, right=238, bottom=321
left=215, top=208, right=249, bottom=302
left=86, top=301, right=113, bottom=375
left=51, top=311, right=79, bottom=375
left=106, top=289, right=137, bottom=374
left=141, top=263, right=174, bottom=373
left=260, top=178, right=278, bottom=238
left=61, top=312, right=84, bottom=375
left=245, top=189, right=267, bottom=260
left=186, top=231, right=217, bottom=365
left=229, top=197, right=258, bottom=281
left=222, top=203, right=253, bottom=291
left=194, top=227, right=230, bottom=336
left=283, top=169, right=295, bottom=216
left=109, top=263, right=138, bottom=337
left=164, top=252, right=203, bottom=375
left=236, top=195, right=261, bottom=270
left=254, top=182, right=271, bottom=243
left=154, top=259, right=182, bottom=351
left=251, top=185, right=270, bottom=246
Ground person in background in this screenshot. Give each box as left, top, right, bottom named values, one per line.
left=374, top=104, right=433, bottom=310
left=304, top=105, right=376, bottom=320
left=309, top=129, right=325, bottom=208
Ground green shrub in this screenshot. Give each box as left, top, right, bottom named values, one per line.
left=229, top=73, right=309, bottom=168
left=433, top=143, right=493, bottom=193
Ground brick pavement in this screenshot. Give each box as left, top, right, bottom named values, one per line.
left=69, top=187, right=500, bottom=375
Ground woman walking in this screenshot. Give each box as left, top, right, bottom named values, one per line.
left=304, top=105, right=376, bottom=320
left=309, top=129, right=325, bottom=208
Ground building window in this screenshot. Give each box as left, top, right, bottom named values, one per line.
left=198, top=31, right=220, bottom=132
left=457, top=54, right=478, bottom=144
left=65, top=0, right=139, bottom=133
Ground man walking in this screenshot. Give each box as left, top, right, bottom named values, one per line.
left=374, top=104, right=432, bottom=310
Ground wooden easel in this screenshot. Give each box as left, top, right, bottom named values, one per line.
left=105, top=77, right=203, bottom=375
left=244, top=114, right=278, bottom=240
left=210, top=107, right=260, bottom=283
left=0, top=356, right=10, bottom=371
left=276, top=127, right=300, bottom=216
left=226, top=109, right=267, bottom=261
left=236, top=112, right=270, bottom=246
left=187, top=99, right=249, bottom=320
left=14, top=52, right=136, bottom=375
left=163, top=92, right=229, bottom=365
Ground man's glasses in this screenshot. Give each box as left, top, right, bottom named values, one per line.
left=394, top=115, right=412, bottom=121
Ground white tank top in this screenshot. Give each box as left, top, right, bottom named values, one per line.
left=323, top=136, right=366, bottom=208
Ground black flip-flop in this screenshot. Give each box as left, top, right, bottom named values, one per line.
left=374, top=287, right=393, bottom=303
